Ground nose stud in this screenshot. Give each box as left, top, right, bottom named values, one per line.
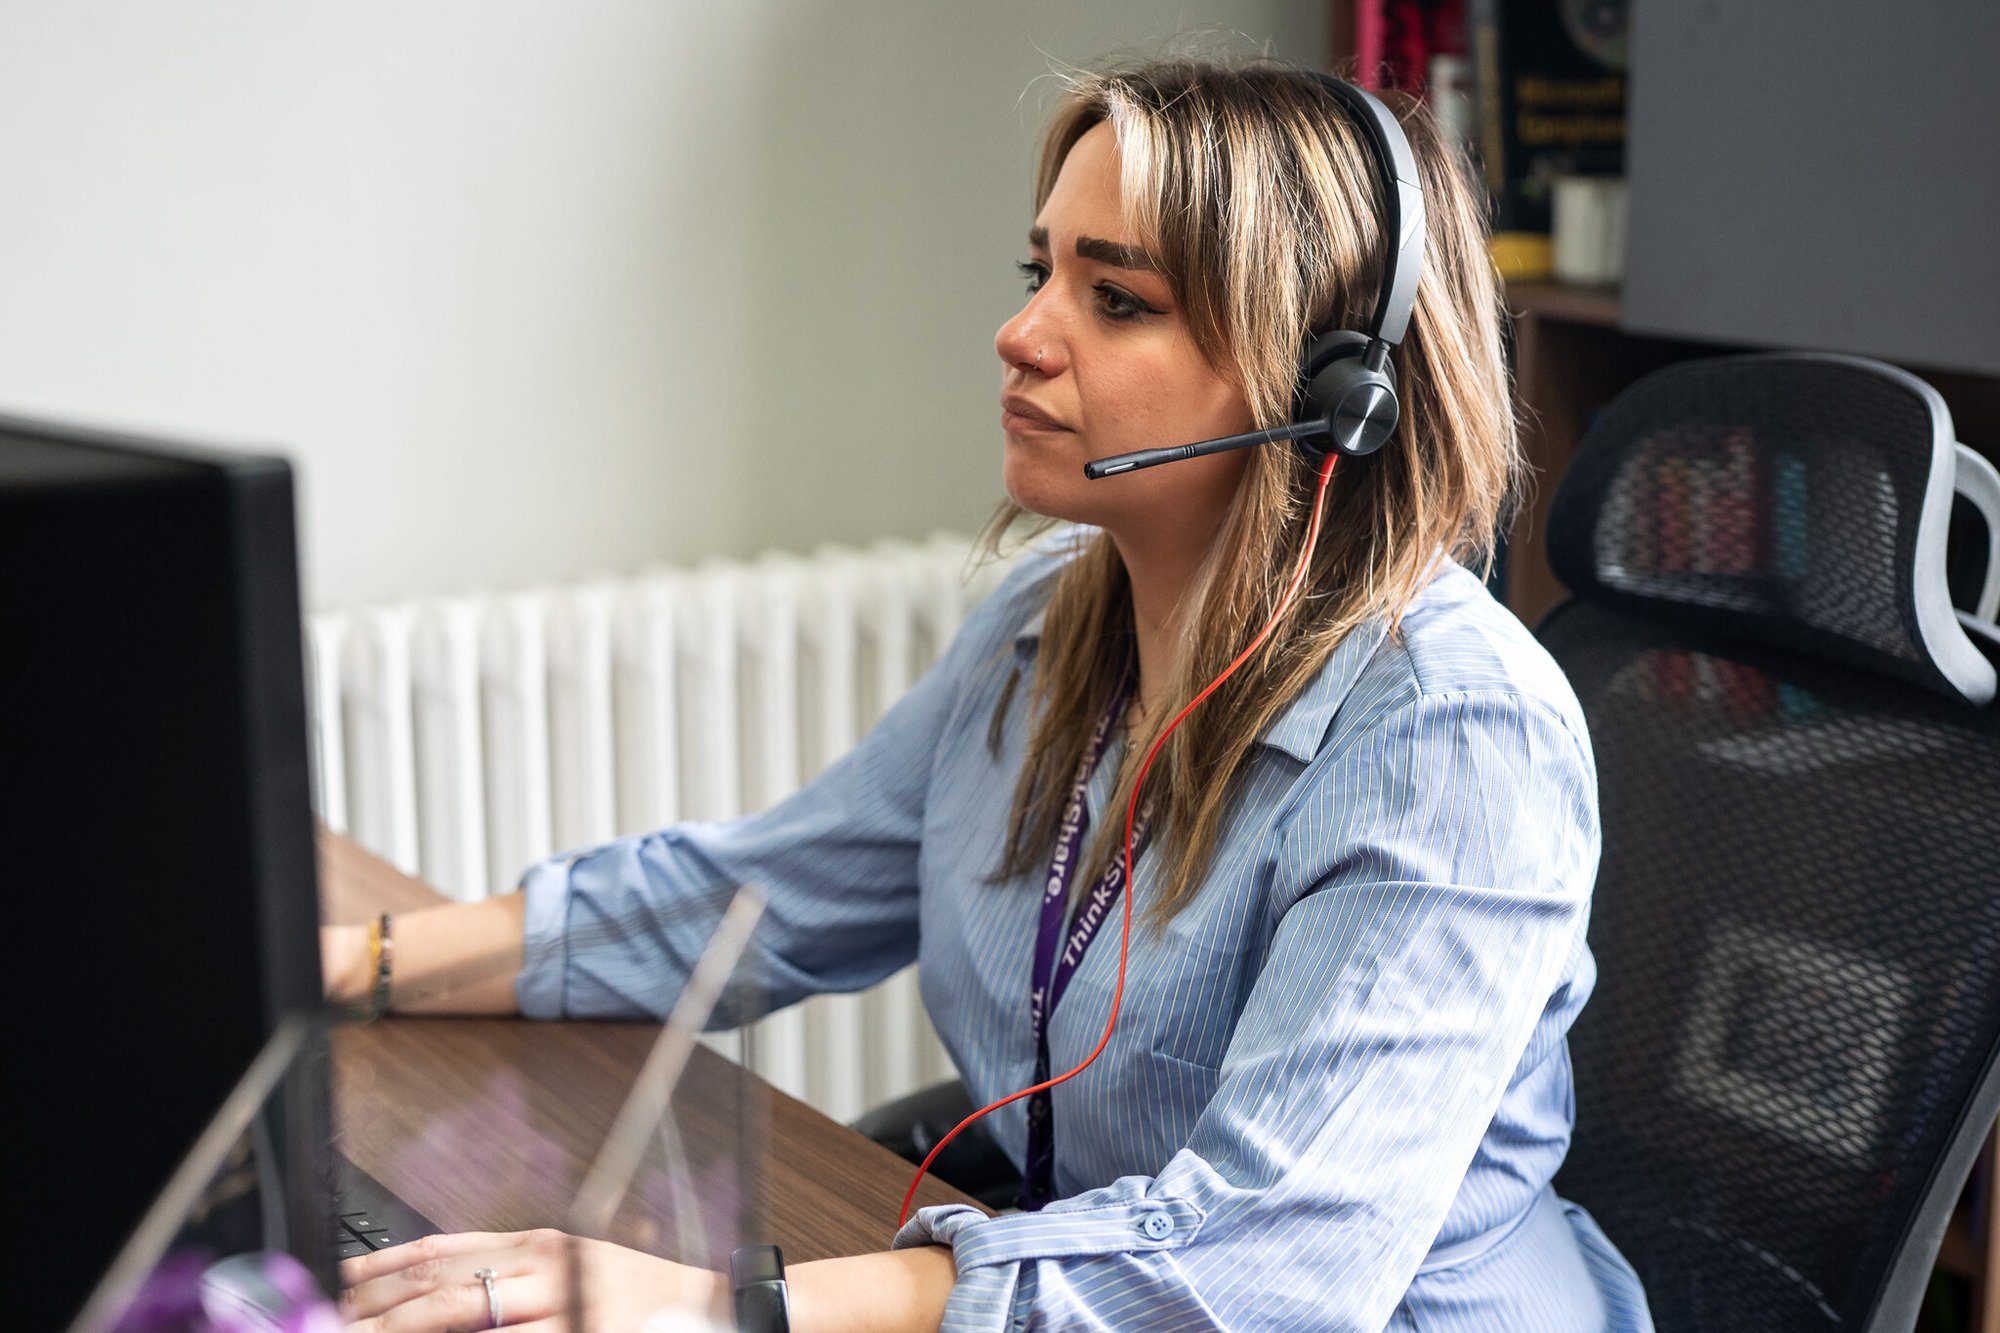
left=1035, top=348, right=1045, bottom=369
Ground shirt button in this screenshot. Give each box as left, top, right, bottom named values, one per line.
left=1138, top=1211, right=1173, bottom=1241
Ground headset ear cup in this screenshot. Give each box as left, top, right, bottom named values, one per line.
left=1297, top=330, right=1400, bottom=457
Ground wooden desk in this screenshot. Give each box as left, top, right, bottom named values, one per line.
left=317, top=829, right=977, bottom=1268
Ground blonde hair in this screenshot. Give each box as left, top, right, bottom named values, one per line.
left=986, top=58, right=1521, bottom=920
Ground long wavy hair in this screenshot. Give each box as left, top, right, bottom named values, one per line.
left=985, top=58, right=1520, bottom=920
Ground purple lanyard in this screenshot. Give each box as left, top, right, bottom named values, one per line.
left=1021, top=671, right=1150, bottom=1210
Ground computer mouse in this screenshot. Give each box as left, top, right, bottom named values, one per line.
left=198, top=1252, right=341, bottom=1332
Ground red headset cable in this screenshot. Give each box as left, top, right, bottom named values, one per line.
left=897, top=449, right=1341, bottom=1228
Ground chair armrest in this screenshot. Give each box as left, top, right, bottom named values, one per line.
left=851, top=1079, right=1022, bottom=1210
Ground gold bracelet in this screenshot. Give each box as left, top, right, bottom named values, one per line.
left=370, top=912, right=394, bottom=1019
left=348, top=914, right=393, bottom=1021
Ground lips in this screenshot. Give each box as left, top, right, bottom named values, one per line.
left=1001, top=394, right=1072, bottom=433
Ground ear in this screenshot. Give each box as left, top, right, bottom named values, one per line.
left=1297, top=329, right=1375, bottom=386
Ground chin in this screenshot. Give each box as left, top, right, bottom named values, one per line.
left=1002, top=479, right=1074, bottom=523
left=1002, top=447, right=1092, bottom=524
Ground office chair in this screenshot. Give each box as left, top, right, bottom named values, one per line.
left=1541, top=352, right=2000, bottom=1330
left=851, top=1078, right=1022, bottom=1211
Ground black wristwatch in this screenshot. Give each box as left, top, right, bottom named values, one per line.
left=730, top=1244, right=791, bottom=1333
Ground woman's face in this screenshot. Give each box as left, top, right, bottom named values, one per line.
left=995, top=122, right=1254, bottom=538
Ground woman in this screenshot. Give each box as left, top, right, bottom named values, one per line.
left=332, top=58, right=1652, bottom=1331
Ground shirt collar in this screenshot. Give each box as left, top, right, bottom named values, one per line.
left=1010, top=608, right=1388, bottom=764
left=1013, top=610, right=1050, bottom=647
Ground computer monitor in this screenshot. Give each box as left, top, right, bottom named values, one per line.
left=0, top=412, right=326, bottom=1330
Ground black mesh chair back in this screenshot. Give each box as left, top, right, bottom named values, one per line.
left=1541, top=354, right=2000, bottom=1330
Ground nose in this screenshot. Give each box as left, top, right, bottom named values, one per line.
left=996, top=298, right=1059, bottom=376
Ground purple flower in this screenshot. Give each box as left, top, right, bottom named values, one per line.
left=114, top=1250, right=341, bottom=1332
left=111, top=1249, right=211, bottom=1333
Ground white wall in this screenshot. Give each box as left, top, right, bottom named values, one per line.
left=0, top=1, right=1325, bottom=611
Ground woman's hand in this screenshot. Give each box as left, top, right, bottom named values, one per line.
left=339, top=1229, right=728, bottom=1331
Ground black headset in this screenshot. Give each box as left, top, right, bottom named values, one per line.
left=1082, top=73, right=1427, bottom=480
left=1298, top=73, right=1427, bottom=459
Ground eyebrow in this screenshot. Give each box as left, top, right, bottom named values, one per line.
left=1027, top=225, right=1161, bottom=274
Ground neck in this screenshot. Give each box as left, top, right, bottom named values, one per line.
left=1109, top=524, right=1213, bottom=726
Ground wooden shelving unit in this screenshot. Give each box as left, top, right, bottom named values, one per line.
left=1500, top=281, right=1717, bottom=624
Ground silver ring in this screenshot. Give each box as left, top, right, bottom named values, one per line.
left=474, top=1267, right=502, bottom=1329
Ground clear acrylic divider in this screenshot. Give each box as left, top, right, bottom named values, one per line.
left=75, top=884, right=777, bottom=1331
left=562, top=885, right=769, bottom=1331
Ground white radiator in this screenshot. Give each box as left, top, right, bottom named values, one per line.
left=306, top=533, right=1017, bottom=1123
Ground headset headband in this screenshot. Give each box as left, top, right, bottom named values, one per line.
left=1308, top=74, right=1426, bottom=349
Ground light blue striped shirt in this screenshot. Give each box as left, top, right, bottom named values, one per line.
left=517, top=540, right=1654, bottom=1331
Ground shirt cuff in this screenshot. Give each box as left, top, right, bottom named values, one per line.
left=514, top=853, right=578, bottom=1018
left=891, top=1194, right=1206, bottom=1269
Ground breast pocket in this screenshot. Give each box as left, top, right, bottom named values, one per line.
left=1147, top=1047, right=1223, bottom=1110
left=1057, top=911, right=1249, bottom=1070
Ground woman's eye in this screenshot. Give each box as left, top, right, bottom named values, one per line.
left=1094, top=283, right=1154, bottom=322
left=1016, top=260, right=1047, bottom=294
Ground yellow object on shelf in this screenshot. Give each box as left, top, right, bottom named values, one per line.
left=1490, top=232, right=1554, bottom=282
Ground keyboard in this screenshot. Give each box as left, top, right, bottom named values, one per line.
left=331, top=1155, right=443, bottom=1261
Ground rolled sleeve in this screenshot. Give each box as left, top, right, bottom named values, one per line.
left=511, top=827, right=769, bottom=1022
left=894, top=1193, right=1208, bottom=1268
left=895, top=1193, right=1216, bottom=1333
left=506, top=690, right=952, bottom=1022
left=893, top=1204, right=1026, bottom=1329
left=515, top=853, right=580, bottom=1019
